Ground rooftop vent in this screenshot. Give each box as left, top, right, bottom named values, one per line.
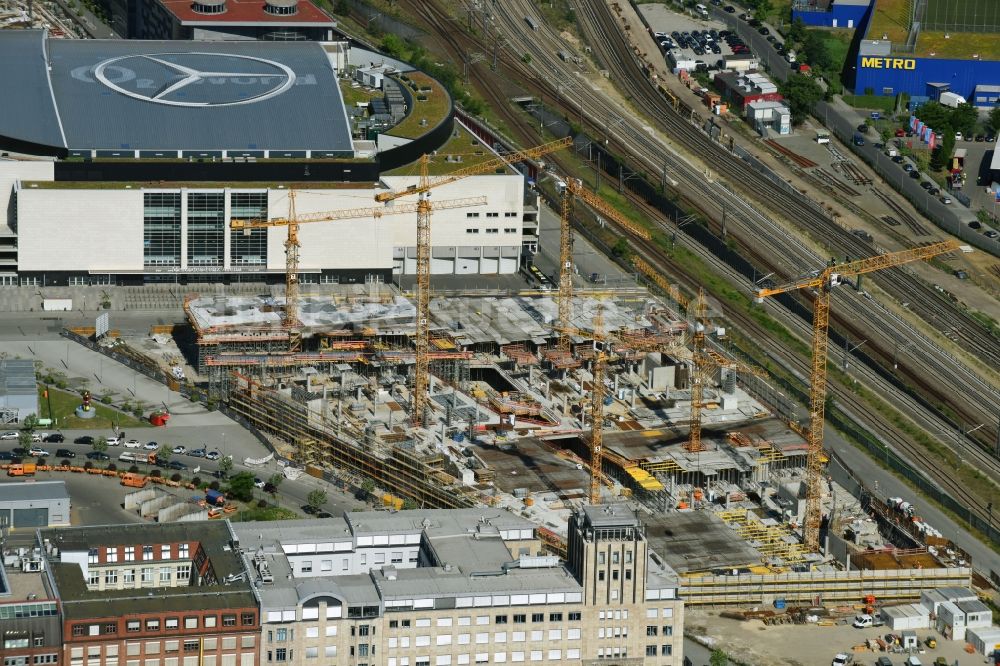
left=264, top=0, right=297, bottom=15
left=192, top=0, right=225, bottom=14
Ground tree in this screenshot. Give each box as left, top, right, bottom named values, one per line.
left=787, top=17, right=806, bottom=46
left=156, top=445, right=172, bottom=465
left=402, top=498, right=419, bottom=510
left=709, top=649, right=728, bottom=666
left=93, top=437, right=108, bottom=454
left=780, top=74, right=824, bottom=125
left=802, top=30, right=832, bottom=71
left=21, top=414, right=38, bottom=432
left=218, top=455, right=234, bottom=478
left=949, top=103, right=978, bottom=137
left=380, top=34, right=404, bottom=59
left=360, top=478, right=376, bottom=501
left=611, top=237, right=630, bottom=257
left=18, top=430, right=32, bottom=449
left=990, top=106, right=1000, bottom=132
left=267, top=473, right=283, bottom=501
left=307, top=489, right=328, bottom=513
left=227, top=472, right=255, bottom=503
left=333, top=0, right=349, bottom=15
left=914, top=101, right=951, bottom=132
left=930, top=128, right=956, bottom=171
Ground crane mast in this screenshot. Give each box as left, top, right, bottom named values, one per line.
left=757, top=240, right=959, bottom=551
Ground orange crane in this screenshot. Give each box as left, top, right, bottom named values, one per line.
left=756, top=240, right=959, bottom=552
left=558, top=178, right=651, bottom=349
left=231, top=195, right=487, bottom=351
left=373, top=137, right=571, bottom=426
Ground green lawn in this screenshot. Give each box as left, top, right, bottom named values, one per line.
left=38, top=386, right=146, bottom=430
left=228, top=504, right=300, bottom=521
left=383, top=124, right=502, bottom=177
left=916, top=30, right=1000, bottom=59
left=842, top=94, right=897, bottom=113
left=339, top=79, right=381, bottom=107
left=818, top=28, right=854, bottom=73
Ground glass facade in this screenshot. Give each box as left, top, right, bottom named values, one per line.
left=187, top=192, right=225, bottom=266
left=143, top=192, right=181, bottom=266
left=230, top=192, right=268, bottom=266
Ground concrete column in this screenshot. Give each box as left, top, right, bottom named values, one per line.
left=223, top=188, right=232, bottom=269
left=179, top=188, right=188, bottom=269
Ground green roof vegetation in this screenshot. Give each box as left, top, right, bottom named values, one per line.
left=383, top=124, right=509, bottom=177
left=339, top=78, right=382, bottom=107
left=383, top=71, right=452, bottom=140
left=866, top=0, right=912, bottom=43
left=915, top=30, right=1000, bottom=59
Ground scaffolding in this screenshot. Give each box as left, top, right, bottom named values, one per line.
left=718, top=508, right=808, bottom=565
left=225, top=373, right=479, bottom=509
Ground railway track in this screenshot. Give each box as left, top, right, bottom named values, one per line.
left=873, top=189, right=930, bottom=236
left=396, top=0, right=1000, bottom=517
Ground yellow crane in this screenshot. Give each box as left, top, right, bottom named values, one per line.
left=373, top=137, right=571, bottom=426
left=558, top=178, right=651, bottom=349
left=231, top=195, right=487, bottom=351
left=756, top=240, right=959, bottom=552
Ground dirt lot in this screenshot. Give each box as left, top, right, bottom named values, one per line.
left=687, top=608, right=985, bottom=666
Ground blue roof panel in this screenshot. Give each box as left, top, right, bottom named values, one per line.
left=0, top=31, right=66, bottom=150
left=0, top=32, right=353, bottom=155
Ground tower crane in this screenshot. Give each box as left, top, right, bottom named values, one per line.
left=755, top=240, right=960, bottom=552
left=231, top=195, right=487, bottom=351
left=557, top=178, right=651, bottom=349
left=373, top=137, right=571, bottom=426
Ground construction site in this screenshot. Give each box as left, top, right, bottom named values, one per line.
left=147, top=138, right=974, bottom=609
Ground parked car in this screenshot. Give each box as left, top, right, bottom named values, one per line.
left=0, top=432, right=18, bottom=440
left=143, top=441, right=159, bottom=450
left=56, top=449, right=76, bottom=458
left=205, top=451, right=221, bottom=461
left=316, top=512, right=333, bottom=519
left=86, top=451, right=110, bottom=461
left=74, top=435, right=94, bottom=445
left=724, top=5, right=735, bottom=12
left=902, top=163, right=915, bottom=172
left=45, top=433, right=64, bottom=443
left=875, top=658, right=893, bottom=666
left=856, top=123, right=869, bottom=134
left=106, top=436, right=122, bottom=446
left=172, top=445, right=187, bottom=454
left=920, top=181, right=933, bottom=190
left=975, top=134, right=985, bottom=142
left=28, top=447, right=50, bottom=457
left=757, top=26, right=770, bottom=35
left=123, top=439, right=142, bottom=448
left=0, top=452, right=13, bottom=461
left=895, top=128, right=906, bottom=137
left=254, top=477, right=266, bottom=489
left=891, top=155, right=904, bottom=163
left=189, top=448, right=206, bottom=458
left=969, top=220, right=982, bottom=230
left=985, top=230, right=999, bottom=238
left=909, top=170, right=921, bottom=179
left=11, top=447, right=26, bottom=457
left=852, top=614, right=875, bottom=628
left=168, top=460, right=188, bottom=471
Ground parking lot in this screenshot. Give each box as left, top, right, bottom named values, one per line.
left=638, top=2, right=787, bottom=71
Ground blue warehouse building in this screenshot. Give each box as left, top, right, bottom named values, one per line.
left=791, top=0, right=871, bottom=28
left=848, top=0, right=1000, bottom=104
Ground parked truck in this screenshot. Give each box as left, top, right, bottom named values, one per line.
left=206, top=489, right=227, bottom=507
left=8, top=463, right=36, bottom=476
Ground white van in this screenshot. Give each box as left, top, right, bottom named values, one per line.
left=695, top=3, right=709, bottom=17
left=852, top=614, right=874, bottom=628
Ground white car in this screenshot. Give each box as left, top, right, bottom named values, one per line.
left=253, top=478, right=266, bottom=489
left=28, top=447, right=50, bottom=457
left=172, top=445, right=187, bottom=455
left=123, top=439, right=142, bottom=449
left=0, top=432, right=17, bottom=440
left=831, top=654, right=852, bottom=666
left=143, top=441, right=159, bottom=450
left=205, top=451, right=221, bottom=461
left=106, top=436, right=122, bottom=446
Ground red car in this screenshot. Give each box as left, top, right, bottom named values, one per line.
left=895, top=128, right=906, bottom=137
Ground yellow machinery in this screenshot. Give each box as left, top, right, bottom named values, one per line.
left=756, top=240, right=960, bottom=552
left=558, top=177, right=651, bottom=349
left=232, top=196, right=487, bottom=351
left=373, top=137, right=571, bottom=426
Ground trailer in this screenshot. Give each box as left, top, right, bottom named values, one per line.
left=121, top=473, right=148, bottom=488
left=524, top=16, right=538, bottom=31
left=8, top=463, right=36, bottom=476
left=205, top=489, right=227, bottom=507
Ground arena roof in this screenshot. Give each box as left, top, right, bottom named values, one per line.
left=159, top=0, right=335, bottom=26
left=0, top=31, right=353, bottom=156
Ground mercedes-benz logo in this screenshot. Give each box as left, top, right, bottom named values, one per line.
left=93, top=52, right=297, bottom=108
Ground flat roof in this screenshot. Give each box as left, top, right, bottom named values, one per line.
left=159, top=0, right=334, bottom=26
left=0, top=359, right=37, bottom=398
left=0, top=481, right=69, bottom=504
left=0, top=31, right=352, bottom=155
left=41, top=521, right=255, bottom=619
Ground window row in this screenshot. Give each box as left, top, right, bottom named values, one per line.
left=645, top=625, right=674, bottom=636
left=596, top=627, right=628, bottom=639
left=88, top=545, right=189, bottom=564
left=644, top=645, right=674, bottom=656
left=387, top=628, right=581, bottom=648
left=465, top=213, right=519, bottom=219
left=644, top=608, right=675, bottom=619
left=3, top=656, right=57, bottom=666
left=86, top=565, right=191, bottom=588
left=465, top=228, right=519, bottom=234
left=387, top=650, right=581, bottom=666
left=390, top=613, right=580, bottom=630
left=72, top=614, right=253, bottom=637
